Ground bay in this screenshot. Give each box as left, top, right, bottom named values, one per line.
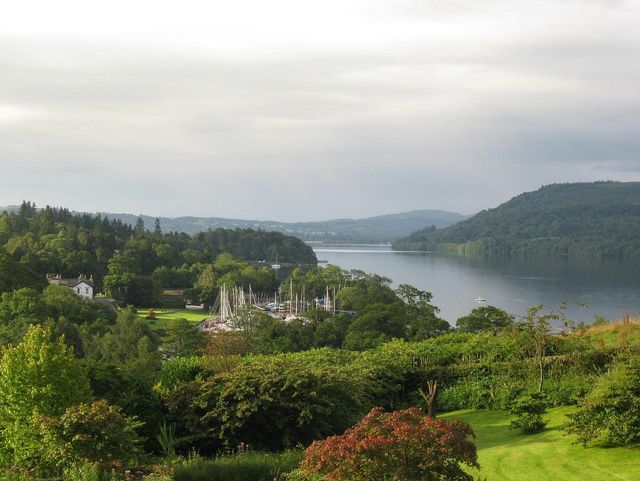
left=312, top=244, right=640, bottom=324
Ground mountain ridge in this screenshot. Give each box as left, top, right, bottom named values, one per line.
left=0, top=205, right=466, bottom=243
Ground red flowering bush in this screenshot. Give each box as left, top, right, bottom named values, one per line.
left=299, top=407, right=479, bottom=481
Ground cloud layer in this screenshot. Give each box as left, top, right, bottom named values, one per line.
left=1, top=0, right=639, bottom=220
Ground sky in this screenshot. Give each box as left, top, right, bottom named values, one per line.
left=1, top=0, right=639, bottom=221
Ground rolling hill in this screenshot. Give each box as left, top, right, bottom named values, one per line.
left=393, top=182, right=640, bottom=259
left=0, top=207, right=464, bottom=244
left=96, top=209, right=465, bottom=243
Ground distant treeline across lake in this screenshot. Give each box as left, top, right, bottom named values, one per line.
left=313, top=244, right=640, bottom=323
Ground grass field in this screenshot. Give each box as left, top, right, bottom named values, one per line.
left=135, top=307, right=207, bottom=331
left=442, top=407, right=640, bottom=481
left=584, top=319, right=640, bottom=348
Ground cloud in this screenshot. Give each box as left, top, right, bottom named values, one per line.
left=0, top=0, right=639, bottom=220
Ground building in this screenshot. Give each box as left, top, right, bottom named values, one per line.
left=46, top=274, right=94, bottom=300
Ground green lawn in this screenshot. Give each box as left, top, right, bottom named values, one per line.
left=135, top=307, right=208, bottom=331
left=442, top=407, right=640, bottom=481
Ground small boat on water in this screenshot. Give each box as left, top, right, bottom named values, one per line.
left=475, top=297, right=486, bottom=303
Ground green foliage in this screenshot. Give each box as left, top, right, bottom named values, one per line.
left=63, top=462, right=121, bottom=481
left=156, top=356, right=205, bottom=394
left=0, top=285, right=109, bottom=347
left=196, top=254, right=277, bottom=307
left=85, top=359, right=165, bottom=451
left=343, top=301, right=408, bottom=350
left=509, top=393, right=548, bottom=434
left=514, top=305, right=567, bottom=393
left=152, top=266, right=196, bottom=289
left=439, top=377, right=522, bottom=411
left=394, top=181, right=640, bottom=260
left=456, top=305, right=513, bottom=333
left=98, top=308, right=161, bottom=381
left=0, top=254, right=47, bottom=293
left=0, top=287, right=47, bottom=344
left=0, top=325, right=92, bottom=472
left=396, top=284, right=450, bottom=339
left=199, top=353, right=366, bottom=450
left=39, top=400, right=142, bottom=470
left=175, top=450, right=302, bottom=481
left=0, top=204, right=316, bottom=306
left=276, top=269, right=447, bottom=352
left=299, top=407, right=478, bottom=481
left=162, top=318, right=205, bottom=359
left=157, top=422, right=178, bottom=457
left=564, top=354, right=640, bottom=446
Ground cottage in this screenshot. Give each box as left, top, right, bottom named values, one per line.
left=46, top=274, right=94, bottom=300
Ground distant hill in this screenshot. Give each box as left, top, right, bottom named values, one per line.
left=92, top=209, right=466, bottom=244
left=0, top=205, right=464, bottom=243
left=0, top=205, right=19, bottom=214
left=393, top=182, right=640, bottom=260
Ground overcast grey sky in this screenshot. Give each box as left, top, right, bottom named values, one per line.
left=1, top=0, right=639, bottom=221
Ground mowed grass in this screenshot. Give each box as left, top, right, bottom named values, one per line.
left=442, top=407, right=640, bottom=481
left=135, top=307, right=208, bottom=331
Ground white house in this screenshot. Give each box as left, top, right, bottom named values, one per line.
left=47, top=274, right=94, bottom=300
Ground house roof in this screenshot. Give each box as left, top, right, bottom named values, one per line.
left=48, top=277, right=94, bottom=288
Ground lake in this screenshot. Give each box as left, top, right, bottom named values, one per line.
left=312, top=244, right=640, bottom=324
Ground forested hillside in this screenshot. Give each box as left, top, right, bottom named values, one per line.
left=393, top=182, right=640, bottom=259
left=93, top=209, right=466, bottom=243
left=0, top=202, right=316, bottom=302
left=1, top=205, right=465, bottom=243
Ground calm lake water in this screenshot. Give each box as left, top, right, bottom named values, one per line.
left=312, top=244, right=640, bottom=324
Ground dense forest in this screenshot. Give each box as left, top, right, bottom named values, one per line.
left=0, top=202, right=316, bottom=304
left=393, top=182, right=640, bottom=259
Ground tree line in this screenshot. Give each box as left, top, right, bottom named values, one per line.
left=0, top=201, right=316, bottom=305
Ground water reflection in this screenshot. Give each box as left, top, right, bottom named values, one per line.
left=314, top=245, right=640, bottom=324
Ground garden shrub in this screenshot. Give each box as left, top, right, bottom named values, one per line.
left=156, top=356, right=205, bottom=394
left=298, top=407, right=478, bottom=481
left=439, top=377, right=523, bottom=411
left=564, top=354, right=640, bottom=446
left=509, top=393, right=548, bottom=434
left=199, top=356, right=366, bottom=450
left=542, top=376, right=590, bottom=406
left=40, top=400, right=143, bottom=470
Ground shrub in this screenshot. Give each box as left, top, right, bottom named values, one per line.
left=564, top=354, right=640, bottom=446
left=156, top=356, right=205, bottom=394
left=509, top=393, right=548, bottom=434
left=200, top=358, right=365, bottom=450
left=0, top=325, right=92, bottom=473
left=38, top=400, right=143, bottom=471
left=299, top=407, right=478, bottom=481
left=438, top=377, right=523, bottom=411
left=542, top=376, right=590, bottom=406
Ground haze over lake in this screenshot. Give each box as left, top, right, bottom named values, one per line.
left=313, top=244, right=640, bottom=324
